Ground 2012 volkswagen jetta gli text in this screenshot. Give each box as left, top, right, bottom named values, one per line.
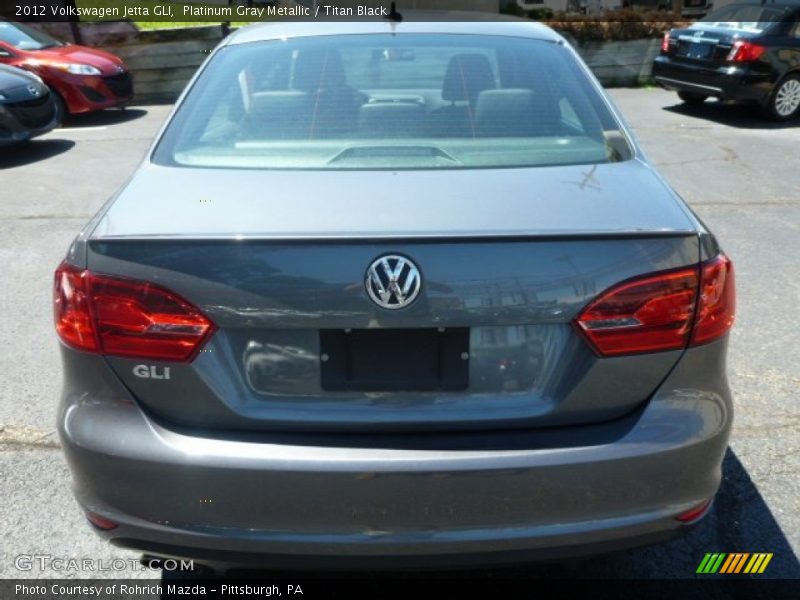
left=54, top=19, right=735, bottom=569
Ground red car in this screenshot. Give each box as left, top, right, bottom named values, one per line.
left=0, top=21, right=132, bottom=117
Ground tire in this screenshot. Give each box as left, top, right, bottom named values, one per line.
left=765, top=75, right=800, bottom=121
left=678, top=91, right=708, bottom=106
left=51, top=91, right=67, bottom=125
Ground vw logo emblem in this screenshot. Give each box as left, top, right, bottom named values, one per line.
left=365, top=255, right=422, bottom=310
left=27, top=85, right=39, bottom=96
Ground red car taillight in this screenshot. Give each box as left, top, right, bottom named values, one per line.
left=575, top=267, right=698, bottom=356
left=85, top=510, right=118, bottom=531
left=54, top=261, right=215, bottom=362
left=675, top=499, right=712, bottom=523
left=661, top=32, right=671, bottom=54
left=54, top=264, right=99, bottom=354
left=575, top=254, right=735, bottom=357
left=691, top=254, right=735, bottom=346
left=727, top=40, right=766, bottom=63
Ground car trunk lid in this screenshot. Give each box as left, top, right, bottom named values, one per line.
left=86, top=161, right=700, bottom=433
left=669, top=25, right=763, bottom=66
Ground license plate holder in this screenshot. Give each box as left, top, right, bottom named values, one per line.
left=683, top=42, right=713, bottom=60
left=320, top=328, right=469, bottom=392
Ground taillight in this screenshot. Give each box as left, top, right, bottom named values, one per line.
left=575, top=254, right=735, bottom=357
left=661, top=32, right=671, bottom=54
left=575, top=267, right=698, bottom=357
left=727, top=40, right=766, bottom=63
left=54, top=261, right=215, bottom=362
left=54, top=263, right=99, bottom=353
left=691, top=254, right=735, bottom=346
left=85, top=510, right=118, bottom=531
left=675, top=499, right=712, bottom=523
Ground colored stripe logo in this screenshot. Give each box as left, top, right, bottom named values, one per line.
left=697, top=553, right=773, bottom=574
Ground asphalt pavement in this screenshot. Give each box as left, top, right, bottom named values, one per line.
left=0, top=89, right=798, bottom=580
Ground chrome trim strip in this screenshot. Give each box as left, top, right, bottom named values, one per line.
left=655, top=76, right=724, bottom=94
left=677, top=35, right=719, bottom=44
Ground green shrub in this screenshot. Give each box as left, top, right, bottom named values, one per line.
left=527, top=7, right=556, bottom=20
left=501, top=7, right=691, bottom=43
left=500, top=3, right=553, bottom=20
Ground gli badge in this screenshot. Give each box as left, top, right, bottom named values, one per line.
left=133, top=365, right=171, bottom=380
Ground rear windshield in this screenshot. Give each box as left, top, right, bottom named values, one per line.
left=699, top=5, right=787, bottom=32
left=154, top=33, right=632, bottom=170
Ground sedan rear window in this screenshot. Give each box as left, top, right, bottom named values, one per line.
left=154, top=33, right=632, bottom=170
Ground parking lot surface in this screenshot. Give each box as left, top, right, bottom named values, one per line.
left=0, top=89, right=798, bottom=579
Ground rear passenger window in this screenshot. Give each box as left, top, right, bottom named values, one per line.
left=157, top=34, right=632, bottom=170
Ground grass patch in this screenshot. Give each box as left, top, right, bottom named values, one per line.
left=134, top=20, right=251, bottom=30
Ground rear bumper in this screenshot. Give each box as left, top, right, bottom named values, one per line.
left=58, top=340, right=732, bottom=567
left=652, top=56, right=774, bottom=104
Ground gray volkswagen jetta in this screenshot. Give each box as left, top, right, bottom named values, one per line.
left=55, top=18, right=735, bottom=569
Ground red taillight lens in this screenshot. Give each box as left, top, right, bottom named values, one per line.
left=691, top=254, right=735, bottom=346
left=54, top=261, right=215, bottom=362
left=676, top=499, right=712, bottom=523
left=54, top=263, right=99, bottom=353
left=575, top=254, right=735, bottom=357
left=727, top=40, right=766, bottom=63
left=661, top=32, right=671, bottom=53
left=575, top=268, right=699, bottom=357
left=85, top=510, right=118, bottom=531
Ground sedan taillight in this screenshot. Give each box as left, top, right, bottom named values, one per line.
left=575, top=254, right=735, bottom=357
left=661, top=32, right=671, bottom=54
left=727, top=40, right=766, bottom=63
left=54, top=261, right=215, bottom=362
left=691, top=254, right=735, bottom=346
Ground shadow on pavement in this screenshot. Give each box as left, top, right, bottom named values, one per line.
left=560, top=449, right=799, bottom=579
left=60, top=107, right=149, bottom=128
left=161, top=449, right=799, bottom=583
left=663, top=101, right=799, bottom=130
left=0, top=139, right=75, bottom=169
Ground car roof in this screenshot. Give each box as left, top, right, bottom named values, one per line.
left=225, top=13, right=562, bottom=46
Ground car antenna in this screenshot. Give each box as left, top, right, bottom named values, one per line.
left=385, top=2, right=403, bottom=22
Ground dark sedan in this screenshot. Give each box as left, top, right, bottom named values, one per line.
left=653, top=0, right=800, bottom=120
left=0, top=63, right=58, bottom=145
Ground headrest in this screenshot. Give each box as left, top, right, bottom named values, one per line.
left=246, top=91, right=313, bottom=139
left=441, top=53, right=495, bottom=103
left=358, top=101, right=426, bottom=138
left=474, top=89, right=539, bottom=137
left=292, top=49, right=347, bottom=92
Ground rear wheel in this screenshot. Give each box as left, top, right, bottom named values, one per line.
left=678, top=91, right=708, bottom=106
left=766, top=75, right=800, bottom=121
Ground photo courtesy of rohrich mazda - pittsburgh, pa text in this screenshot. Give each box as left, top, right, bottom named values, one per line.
left=52, top=15, right=737, bottom=578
